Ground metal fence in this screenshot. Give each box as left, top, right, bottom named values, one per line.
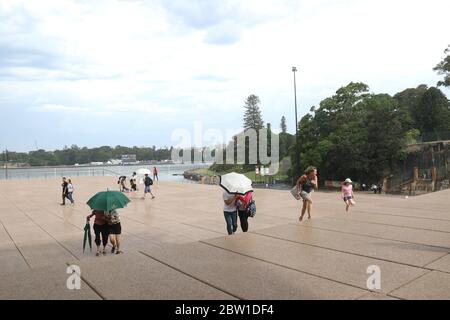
left=0, top=168, right=120, bottom=180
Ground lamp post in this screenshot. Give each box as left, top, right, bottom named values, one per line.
left=292, top=66, right=300, bottom=181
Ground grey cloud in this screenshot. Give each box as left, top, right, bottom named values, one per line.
left=160, top=0, right=238, bottom=29
left=203, top=21, right=242, bottom=45
left=0, top=44, right=62, bottom=70
left=158, top=0, right=274, bottom=45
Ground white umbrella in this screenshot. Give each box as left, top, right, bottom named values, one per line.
left=136, top=168, right=151, bottom=175
left=219, top=172, right=253, bottom=195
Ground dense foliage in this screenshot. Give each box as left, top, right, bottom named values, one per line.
left=293, top=82, right=450, bottom=183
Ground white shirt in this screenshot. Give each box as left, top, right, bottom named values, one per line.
left=223, top=192, right=236, bottom=212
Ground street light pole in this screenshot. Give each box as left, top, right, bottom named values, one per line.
left=292, top=66, right=300, bottom=181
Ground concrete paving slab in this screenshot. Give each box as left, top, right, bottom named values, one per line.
left=203, top=232, right=428, bottom=294
left=425, top=254, right=450, bottom=273
left=252, top=224, right=448, bottom=267
left=143, top=242, right=369, bottom=300
left=390, top=271, right=450, bottom=300
left=303, top=216, right=450, bottom=249
left=0, top=245, right=30, bottom=276
left=71, top=252, right=235, bottom=300
left=330, top=211, right=450, bottom=233
left=0, top=264, right=100, bottom=300
left=16, top=240, right=77, bottom=269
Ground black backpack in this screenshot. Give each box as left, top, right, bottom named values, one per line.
left=145, top=176, right=153, bottom=186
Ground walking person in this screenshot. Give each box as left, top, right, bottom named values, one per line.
left=153, top=167, right=159, bottom=181
left=130, top=172, right=137, bottom=192
left=67, top=179, right=75, bottom=204
left=341, top=178, right=356, bottom=212
left=236, top=192, right=253, bottom=232
left=296, top=166, right=318, bottom=221
left=223, top=191, right=238, bottom=235
left=104, top=209, right=123, bottom=254
left=86, top=209, right=109, bottom=256
left=143, top=173, right=155, bottom=199
left=60, top=177, right=70, bottom=205
left=118, top=176, right=129, bottom=192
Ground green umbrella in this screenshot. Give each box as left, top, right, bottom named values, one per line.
left=83, top=222, right=92, bottom=253
left=86, top=190, right=130, bottom=212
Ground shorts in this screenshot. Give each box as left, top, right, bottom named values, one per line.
left=144, top=186, right=152, bottom=193
left=108, top=223, right=121, bottom=235
left=343, top=196, right=353, bottom=201
left=300, top=191, right=311, bottom=201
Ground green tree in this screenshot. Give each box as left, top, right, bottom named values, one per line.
left=414, top=87, right=450, bottom=136
left=434, top=45, right=450, bottom=87
left=292, top=83, right=409, bottom=184
left=393, top=85, right=428, bottom=132
left=243, top=94, right=264, bottom=130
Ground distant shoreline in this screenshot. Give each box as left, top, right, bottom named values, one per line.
left=1, top=162, right=213, bottom=170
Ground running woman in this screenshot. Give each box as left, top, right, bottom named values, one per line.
left=296, top=166, right=318, bottom=221
left=341, top=178, right=356, bottom=212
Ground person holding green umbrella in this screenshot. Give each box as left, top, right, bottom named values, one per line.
left=86, top=210, right=108, bottom=256
left=86, top=190, right=130, bottom=255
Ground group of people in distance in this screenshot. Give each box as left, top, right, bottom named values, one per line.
left=118, top=167, right=158, bottom=199
left=60, top=177, right=75, bottom=205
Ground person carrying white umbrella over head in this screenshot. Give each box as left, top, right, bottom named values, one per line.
left=219, top=172, right=253, bottom=235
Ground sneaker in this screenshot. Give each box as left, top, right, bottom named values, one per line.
left=102, top=249, right=107, bottom=255
left=95, top=252, right=100, bottom=257
left=116, top=250, right=123, bottom=255
left=111, top=246, right=116, bottom=254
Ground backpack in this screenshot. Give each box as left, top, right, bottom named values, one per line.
left=246, top=199, right=256, bottom=218
left=145, top=176, right=153, bottom=186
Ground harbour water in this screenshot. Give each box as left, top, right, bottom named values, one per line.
left=0, top=163, right=211, bottom=182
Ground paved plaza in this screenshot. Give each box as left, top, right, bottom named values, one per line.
left=0, top=177, right=449, bottom=299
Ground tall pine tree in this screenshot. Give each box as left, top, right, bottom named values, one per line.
left=243, top=95, right=264, bottom=130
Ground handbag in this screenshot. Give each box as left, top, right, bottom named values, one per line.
left=290, top=186, right=301, bottom=200
left=246, top=199, right=256, bottom=218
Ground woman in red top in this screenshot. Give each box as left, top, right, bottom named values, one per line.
left=86, top=210, right=109, bottom=256
left=236, top=192, right=253, bottom=232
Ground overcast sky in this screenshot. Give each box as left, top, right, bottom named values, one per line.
left=1, top=0, right=449, bottom=152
